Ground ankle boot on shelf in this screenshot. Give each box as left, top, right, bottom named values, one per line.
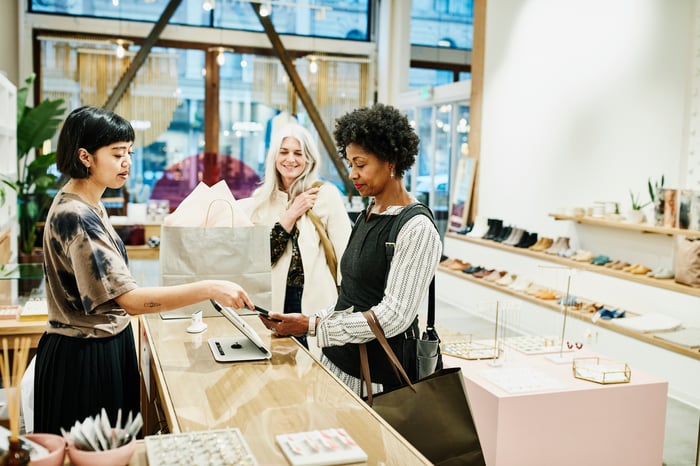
left=493, top=226, right=512, bottom=242
left=527, top=236, right=544, bottom=250
left=515, top=232, right=537, bottom=248
left=466, top=217, right=490, bottom=238
left=545, top=237, right=570, bottom=255
left=530, top=237, right=553, bottom=252
left=483, top=219, right=503, bottom=240
left=502, top=228, right=524, bottom=246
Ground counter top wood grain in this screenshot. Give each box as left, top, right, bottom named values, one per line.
left=139, top=312, right=430, bottom=465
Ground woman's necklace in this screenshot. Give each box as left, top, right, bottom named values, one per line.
left=90, top=202, right=106, bottom=218
left=63, top=185, right=105, bottom=218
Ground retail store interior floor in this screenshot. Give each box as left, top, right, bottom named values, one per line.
left=432, top=297, right=700, bottom=466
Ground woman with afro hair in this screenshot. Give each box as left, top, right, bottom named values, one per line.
left=258, top=104, right=442, bottom=396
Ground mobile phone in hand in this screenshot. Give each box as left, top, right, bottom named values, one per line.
left=254, top=306, right=282, bottom=322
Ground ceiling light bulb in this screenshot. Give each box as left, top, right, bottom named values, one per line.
left=259, top=2, right=271, bottom=17
left=202, top=0, right=215, bottom=11
left=240, top=59, right=248, bottom=68
left=217, top=50, right=225, bottom=66
left=115, top=43, right=126, bottom=59
left=309, top=59, right=318, bottom=74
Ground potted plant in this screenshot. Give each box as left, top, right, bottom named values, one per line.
left=627, top=190, right=651, bottom=223
left=0, top=73, right=66, bottom=258
left=650, top=175, right=665, bottom=226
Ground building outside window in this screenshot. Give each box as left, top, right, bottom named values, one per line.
left=31, top=0, right=472, bottom=210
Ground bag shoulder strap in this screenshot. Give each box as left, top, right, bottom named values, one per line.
left=305, top=181, right=338, bottom=284
left=385, top=202, right=435, bottom=262
left=360, top=310, right=416, bottom=405
left=384, top=202, right=438, bottom=329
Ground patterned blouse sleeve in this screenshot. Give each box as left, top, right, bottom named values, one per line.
left=270, top=222, right=294, bottom=264
left=317, top=214, right=442, bottom=346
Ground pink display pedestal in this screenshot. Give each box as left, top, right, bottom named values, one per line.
left=445, top=350, right=668, bottom=466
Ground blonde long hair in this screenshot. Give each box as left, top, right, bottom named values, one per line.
left=251, top=123, right=322, bottom=212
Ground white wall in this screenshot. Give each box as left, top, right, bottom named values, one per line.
left=442, top=0, right=700, bottom=407
left=478, top=0, right=694, bottom=236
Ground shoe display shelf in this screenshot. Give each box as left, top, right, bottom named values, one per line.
left=445, top=232, right=700, bottom=298
left=440, top=230, right=700, bottom=407
left=548, top=213, right=700, bottom=239
left=438, top=264, right=700, bottom=361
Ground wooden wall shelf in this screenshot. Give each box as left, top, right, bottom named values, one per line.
left=445, top=232, right=700, bottom=298
left=438, top=265, right=700, bottom=361
left=548, top=213, right=700, bottom=239
left=125, top=245, right=159, bottom=260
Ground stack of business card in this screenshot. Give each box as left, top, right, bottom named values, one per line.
left=276, top=428, right=367, bottom=466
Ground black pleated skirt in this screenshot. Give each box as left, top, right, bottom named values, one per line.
left=33, top=324, right=140, bottom=435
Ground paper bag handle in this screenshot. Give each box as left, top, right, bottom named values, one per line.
left=204, top=199, right=235, bottom=227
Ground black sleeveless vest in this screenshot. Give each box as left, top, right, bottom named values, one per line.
left=322, top=210, right=417, bottom=387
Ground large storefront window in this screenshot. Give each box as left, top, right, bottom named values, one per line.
left=39, top=36, right=368, bottom=208
left=30, top=0, right=370, bottom=41
left=410, top=0, right=474, bottom=50
left=403, top=94, right=470, bottom=237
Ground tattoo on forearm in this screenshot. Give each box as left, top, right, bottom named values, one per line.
left=144, top=302, right=162, bottom=308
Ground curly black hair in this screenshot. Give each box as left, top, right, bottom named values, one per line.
left=333, top=103, right=419, bottom=178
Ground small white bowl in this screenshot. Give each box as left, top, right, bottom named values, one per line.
left=67, top=437, right=136, bottom=466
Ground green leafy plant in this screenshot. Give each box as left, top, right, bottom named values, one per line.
left=629, top=191, right=650, bottom=211
left=648, top=175, right=665, bottom=202
left=0, top=74, right=66, bottom=255
left=629, top=175, right=665, bottom=211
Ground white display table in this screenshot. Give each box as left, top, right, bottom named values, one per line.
left=445, top=347, right=668, bottom=466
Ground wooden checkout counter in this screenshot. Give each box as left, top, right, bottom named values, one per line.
left=0, top=309, right=430, bottom=464
left=0, top=225, right=428, bottom=464
left=137, top=311, right=431, bottom=465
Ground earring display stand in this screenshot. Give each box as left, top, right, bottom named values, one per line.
left=442, top=300, right=509, bottom=361
left=488, top=301, right=504, bottom=366
left=545, top=270, right=575, bottom=364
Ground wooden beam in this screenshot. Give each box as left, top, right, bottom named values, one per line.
left=103, top=0, right=183, bottom=111
left=204, top=50, right=221, bottom=186
left=467, top=0, right=486, bottom=224
left=250, top=3, right=354, bottom=196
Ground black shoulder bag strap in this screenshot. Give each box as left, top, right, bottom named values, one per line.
left=384, top=202, right=437, bottom=332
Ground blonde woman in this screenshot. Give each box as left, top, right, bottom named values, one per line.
left=241, top=124, right=351, bottom=346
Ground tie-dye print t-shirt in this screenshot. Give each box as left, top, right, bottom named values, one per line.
left=43, top=191, right=138, bottom=338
